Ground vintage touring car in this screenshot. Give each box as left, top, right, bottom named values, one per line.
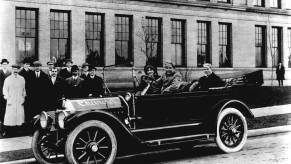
left=32, top=70, right=264, bottom=164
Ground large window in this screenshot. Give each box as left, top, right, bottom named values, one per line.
left=287, top=28, right=291, bottom=68
left=50, top=10, right=70, bottom=65
left=197, top=21, right=211, bottom=67
left=253, top=0, right=265, bottom=7
left=115, top=15, right=132, bottom=66
left=145, top=17, right=162, bottom=66
left=219, top=23, right=232, bottom=67
left=271, top=27, right=282, bottom=66
left=171, top=19, right=185, bottom=66
left=15, top=8, right=38, bottom=64
left=255, top=26, right=266, bottom=67
left=270, top=0, right=281, bottom=8
left=85, top=13, right=104, bottom=66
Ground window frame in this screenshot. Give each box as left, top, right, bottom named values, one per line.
left=171, top=19, right=186, bottom=67
left=271, top=26, right=282, bottom=66
left=197, top=21, right=211, bottom=67
left=85, top=12, right=105, bottom=67
left=15, top=7, right=39, bottom=63
left=255, top=25, right=267, bottom=68
left=145, top=16, right=163, bottom=67
left=218, top=22, right=232, bottom=68
left=115, top=14, right=133, bottom=67
left=50, top=9, right=71, bottom=63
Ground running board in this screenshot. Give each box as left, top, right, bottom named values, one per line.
left=144, top=134, right=213, bottom=146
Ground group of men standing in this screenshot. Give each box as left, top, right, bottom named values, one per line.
left=0, top=58, right=105, bottom=137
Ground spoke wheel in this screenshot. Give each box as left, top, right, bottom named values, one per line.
left=32, top=130, right=66, bottom=164
left=65, top=120, right=117, bottom=164
left=215, top=108, right=247, bottom=153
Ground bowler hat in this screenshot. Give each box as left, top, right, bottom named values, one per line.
left=12, top=64, right=20, bottom=69
left=33, top=61, right=42, bottom=67
left=22, top=58, right=32, bottom=65
left=1, top=59, right=9, bottom=64
left=88, top=66, right=96, bottom=71
left=65, top=59, right=73, bottom=64
left=71, top=65, right=79, bottom=72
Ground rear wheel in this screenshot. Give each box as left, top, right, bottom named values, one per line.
left=32, top=130, right=66, bottom=164
left=65, top=120, right=117, bottom=164
left=215, top=108, right=247, bottom=153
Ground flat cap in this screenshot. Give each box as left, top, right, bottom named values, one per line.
left=82, top=62, right=90, bottom=68
left=12, top=64, right=20, bottom=69
left=33, top=61, right=42, bottom=67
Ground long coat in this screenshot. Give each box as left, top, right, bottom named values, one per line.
left=83, top=75, right=105, bottom=97
left=47, top=76, right=66, bottom=109
left=3, top=74, right=26, bottom=126
left=276, top=65, right=285, bottom=80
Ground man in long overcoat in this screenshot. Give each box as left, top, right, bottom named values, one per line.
left=28, top=61, right=50, bottom=122
left=2, top=65, right=26, bottom=136
left=276, top=62, right=285, bottom=87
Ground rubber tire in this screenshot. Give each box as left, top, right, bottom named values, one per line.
left=65, top=120, right=117, bottom=164
left=32, top=130, right=66, bottom=164
left=215, top=108, right=248, bottom=153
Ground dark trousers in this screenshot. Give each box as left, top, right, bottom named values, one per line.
left=0, top=96, right=6, bottom=123
left=278, top=80, right=284, bottom=86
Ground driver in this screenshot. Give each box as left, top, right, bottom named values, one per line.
left=189, top=63, right=225, bottom=91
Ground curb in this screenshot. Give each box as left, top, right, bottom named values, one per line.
left=2, top=125, right=291, bottom=164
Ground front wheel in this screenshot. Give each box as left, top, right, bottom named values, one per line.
left=31, top=130, right=66, bottom=164
left=215, top=108, right=248, bottom=153
left=65, top=120, right=117, bottom=164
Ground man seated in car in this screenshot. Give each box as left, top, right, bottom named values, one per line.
left=136, top=64, right=161, bottom=95
left=189, top=63, right=225, bottom=91
left=156, top=62, right=187, bottom=94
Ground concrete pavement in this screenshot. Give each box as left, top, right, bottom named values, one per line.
left=1, top=104, right=291, bottom=163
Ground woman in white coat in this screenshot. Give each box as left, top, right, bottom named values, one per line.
left=2, top=65, right=26, bottom=136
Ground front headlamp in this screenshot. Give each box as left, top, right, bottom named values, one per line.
left=124, top=92, right=132, bottom=101
left=57, top=111, right=69, bottom=129
left=40, top=112, right=49, bottom=129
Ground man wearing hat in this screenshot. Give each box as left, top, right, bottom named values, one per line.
left=59, top=59, right=73, bottom=80
left=19, top=58, right=34, bottom=125
left=83, top=66, right=104, bottom=97
left=45, top=60, right=55, bottom=75
left=47, top=67, right=66, bottom=109
left=2, top=64, right=26, bottom=136
left=189, top=63, right=225, bottom=91
left=28, top=61, right=50, bottom=122
left=80, top=62, right=90, bottom=80
left=65, top=65, right=85, bottom=98
left=0, top=59, right=11, bottom=134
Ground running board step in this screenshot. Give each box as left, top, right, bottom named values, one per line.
left=144, top=134, right=212, bottom=146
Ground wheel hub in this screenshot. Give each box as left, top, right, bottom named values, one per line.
left=88, top=142, right=99, bottom=152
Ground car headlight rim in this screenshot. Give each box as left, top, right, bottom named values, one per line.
left=40, top=111, right=48, bottom=129
left=57, top=111, right=68, bottom=129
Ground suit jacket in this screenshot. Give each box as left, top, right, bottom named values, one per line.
left=29, top=70, right=50, bottom=114
left=276, top=65, right=285, bottom=80
left=47, top=76, right=66, bottom=109
left=0, top=69, right=11, bottom=96
left=83, top=75, right=105, bottom=97
left=59, top=68, right=72, bottom=80
left=198, top=72, right=225, bottom=90
left=19, top=68, right=34, bottom=96
left=65, top=76, right=85, bottom=98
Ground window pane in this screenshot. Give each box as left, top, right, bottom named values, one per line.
left=50, top=10, right=70, bottom=63
left=15, top=8, right=38, bottom=64
left=115, top=15, right=132, bottom=66
left=171, top=19, right=185, bottom=66
left=219, top=23, right=231, bottom=67
left=197, top=21, right=210, bottom=67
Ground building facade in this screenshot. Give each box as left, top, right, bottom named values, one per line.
left=0, top=0, right=291, bottom=88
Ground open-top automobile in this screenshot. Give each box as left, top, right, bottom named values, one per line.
left=32, top=69, right=264, bottom=164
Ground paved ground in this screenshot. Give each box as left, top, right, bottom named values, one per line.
left=0, top=104, right=291, bottom=163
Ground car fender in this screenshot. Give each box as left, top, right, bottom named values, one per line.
left=64, top=110, right=142, bottom=148
left=206, top=99, right=254, bottom=132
